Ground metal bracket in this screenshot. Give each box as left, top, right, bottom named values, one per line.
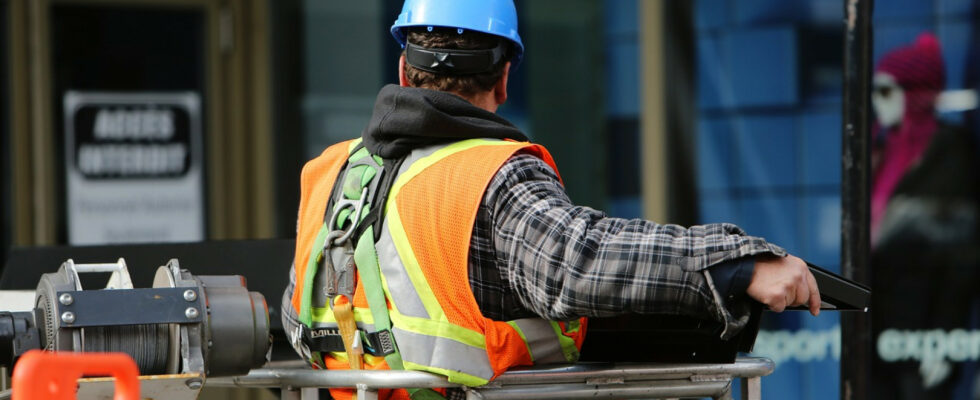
left=54, top=288, right=205, bottom=327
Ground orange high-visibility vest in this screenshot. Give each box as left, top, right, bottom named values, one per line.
left=292, top=138, right=587, bottom=399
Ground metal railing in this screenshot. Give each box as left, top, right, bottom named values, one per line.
left=208, top=357, right=774, bottom=400
left=0, top=357, right=774, bottom=400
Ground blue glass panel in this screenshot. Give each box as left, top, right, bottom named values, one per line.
left=761, top=356, right=804, bottom=398
left=874, top=23, right=935, bottom=65
left=699, top=192, right=739, bottom=224
left=605, top=40, right=640, bottom=117
left=802, top=193, right=841, bottom=267
left=873, top=0, right=934, bottom=21
left=697, top=35, right=727, bottom=110
left=801, top=112, right=841, bottom=186
left=735, top=115, right=797, bottom=187
left=739, top=192, right=801, bottom=254
left=603, top=0, right=638, bottom=37
left=725, top=28, right=798, bottom=107
left=805, top=0, right=843, bottom=25
left=697, top=117, right=737, bottom=190
left=936, top=0, right=975, bottom=16
left=733, top=0, right=805, bottom=25
left=754, top=311, right=840, bottom=397
left=607, top=196, right=642, bottom=219
left=753, top=317, right=841, bottom=400
left=799, top=315, right=842, bottom=400
left=938, top=21, right=971, bottom=90
left=696, top=0, right=728, bottom=31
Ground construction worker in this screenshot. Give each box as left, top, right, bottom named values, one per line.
left=282, top=1, right=820, bottom=399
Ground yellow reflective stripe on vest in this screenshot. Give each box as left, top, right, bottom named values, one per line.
left=403, top=360, right=488, bottom=388
left=551, top=321, right=581, bottom=363
left=375, top=218, right=430, bottom=319
left=386, top=307, right=485, bottom=349
left=393, top=327, right=494, bottom=386
left=509, top=319, right=567, bottom=364
left=379, top=139, right=521, bottom=385
left=385, top=138, right=520, bottom=323
left=382, top=203, right=445, bottom=321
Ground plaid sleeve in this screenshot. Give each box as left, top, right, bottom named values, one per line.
left=486, top=154, right=785, bottom=338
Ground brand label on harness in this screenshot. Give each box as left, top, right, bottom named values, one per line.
left=309, top=328, right=341, bottom=338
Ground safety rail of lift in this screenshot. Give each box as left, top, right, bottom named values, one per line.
left=205, top=356, right=775, bottom=400
left=0, top=357, right=774, bottom=400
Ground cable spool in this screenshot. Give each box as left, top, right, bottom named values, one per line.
left=83, top=324, right=171, bottom=375
left=33, top=260, right=176, bottom=375
left=34, top=293, right=57, bottom=351
left=29, top=258, right=270, bottom=378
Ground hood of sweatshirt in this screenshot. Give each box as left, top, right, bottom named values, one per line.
left=361, top=84, right=528, bottom=159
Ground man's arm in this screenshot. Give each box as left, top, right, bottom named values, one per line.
left=487, top=154, right=819, bottom=329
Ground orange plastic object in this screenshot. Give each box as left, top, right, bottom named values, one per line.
left=12, top=350, right=140, bottom=400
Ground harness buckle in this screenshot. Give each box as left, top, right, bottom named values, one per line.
left=320, top=184, right=369, bottom=299
left=320, top=228, right=357, bottom=300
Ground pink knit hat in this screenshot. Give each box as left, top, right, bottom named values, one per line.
left=875, top=33, right=945, bottom=114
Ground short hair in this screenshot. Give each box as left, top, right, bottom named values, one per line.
left=403, top=27, right=511, bottom=97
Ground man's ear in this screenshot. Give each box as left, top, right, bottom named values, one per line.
left=494, top=62, right=511, bottom=106
left=399, top=54, right=409, bottom=87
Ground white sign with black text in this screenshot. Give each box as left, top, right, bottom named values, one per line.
left=64, top=92, right=205, bottom=245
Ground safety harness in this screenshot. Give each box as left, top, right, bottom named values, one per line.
left=291, top=139, right=586, bottom=400
left=296, top=142, right=443, bottom=399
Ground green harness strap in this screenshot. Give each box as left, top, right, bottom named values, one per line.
left=343, top=153, right=444, bottom=400
left=355, top=223, right=445, bottom=400
left=353, top=227, right=402, bottom=368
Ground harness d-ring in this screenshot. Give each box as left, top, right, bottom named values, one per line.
left=328, top=187, right=370, bottom=245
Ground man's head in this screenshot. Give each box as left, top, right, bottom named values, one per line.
left=401, top=28, right=509, bottom=98
left=390, top=0, right=523, bottom=110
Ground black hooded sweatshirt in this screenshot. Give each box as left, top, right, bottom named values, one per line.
left=361, top=84, right=528, bottom=158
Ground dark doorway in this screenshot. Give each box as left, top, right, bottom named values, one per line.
left=50, top=4, right=206, bottom=243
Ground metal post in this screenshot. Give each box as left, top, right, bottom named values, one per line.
left=840, top=0, right=873, bottom=399
left=281, top=387, right=301, bottom=400
left=740, top=377, right=761, bottom=400
left=300, top=387, right=320, bottom=400
left=356, top=384, right=379, bottom=400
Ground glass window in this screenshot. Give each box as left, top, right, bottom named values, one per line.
left=693, top=1, right=844, bottom=398
left=300, top=0, right=388, bottom=159
left=603, top=0, right=642, bottom=218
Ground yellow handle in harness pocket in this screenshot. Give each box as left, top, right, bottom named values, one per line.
left=334, top=299, right=364, bottom=369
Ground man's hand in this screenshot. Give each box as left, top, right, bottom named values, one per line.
left=746, top=255, right=821, bottom=316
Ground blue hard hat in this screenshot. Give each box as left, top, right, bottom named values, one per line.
left=391, top=0, right=525, bottom=68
